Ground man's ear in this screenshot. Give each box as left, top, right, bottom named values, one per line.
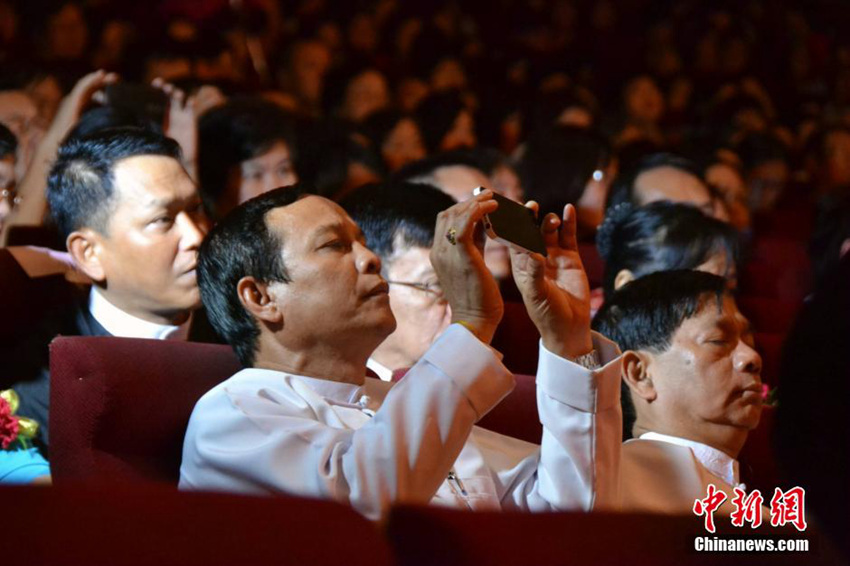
left=237, top=276, right=283, bottom=324
left=622, top=350, right=657, bottom=402
left=614, top=269, right=635, bottom=290
left=67, top=229, right=106, bottom=282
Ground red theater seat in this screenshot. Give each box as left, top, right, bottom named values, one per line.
left=491, top=301, right=540, bottom=375
left=579, top=242, right=605, bottom=289
left=386, top=503, right=817, bottom=566
left=50, top=336, right=240, bottom=484
left=477, top=373, right=541, bottom=444
left=754, top=332, right=784, bottom=387
left=0, top=483, right=392, bottom=566
left=738, top=296, right=801, bottom=334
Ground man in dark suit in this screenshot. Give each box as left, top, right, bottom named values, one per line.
left=3, top=127, right=217, bottom=447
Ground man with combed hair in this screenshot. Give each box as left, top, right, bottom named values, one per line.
left=593, top=270, right=763, bottom=514
left=180, top=186, right=622, bottom=519
left=4, top=127, right=214, bottom=445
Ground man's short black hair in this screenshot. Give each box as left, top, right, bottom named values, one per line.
left=605, top=153, right=705, bottom=212
left=592, top=270, right=728, bottom=438
left=197, top=185, right=307, bottom=367
left=0, top=123, right=17, bottom=158
left=47, top=127, right=182, bottom=241
left=340, top=181, right=455, bottom=264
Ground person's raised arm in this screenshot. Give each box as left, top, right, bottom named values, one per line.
left=2, top=71, right=117, bottom=243
left=499, top=203, right=622, bottom=511
left=430, top=189, right=504, bottom=343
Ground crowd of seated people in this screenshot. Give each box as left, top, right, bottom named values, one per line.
left=1, top=0, right=848, bottom=560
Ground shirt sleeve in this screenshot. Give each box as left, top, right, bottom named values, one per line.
left=496, top=331, right=622, bottom=511
left=179, top=324, right=514, bottom=520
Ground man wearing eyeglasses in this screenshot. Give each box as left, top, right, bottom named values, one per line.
left=341, top=182, right=456, bottom=380
left=0, top=124, right=20, bottom=235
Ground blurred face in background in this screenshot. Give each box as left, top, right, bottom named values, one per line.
left=381, top=118, right=426, bottom=172
left=746, top=159, right=788, bottom=212
left=634, top=166, right=717, bottom=218
left=343, top=70, right=389, bottom=123
left=0, top=154, right=17, bottom=234
left=47, top=2, right=88, bottom=60
left=237, top=141, right=298, bottom=204
left=439, top=109, right=476, bottom=151
left=625, top=76, right=664, bottom=125
left=290, top=40, right=331, bottom=107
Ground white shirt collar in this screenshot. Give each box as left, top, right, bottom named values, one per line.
left=640, top=431, right=741, bottom=487
left=88, top=288, right=191, bottom=341
left=366, top=357, right=394, bottom=382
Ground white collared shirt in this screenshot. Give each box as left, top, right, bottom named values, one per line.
left=180, top=325, right=623, bottom=519
left=365, top=357, right=393, bottom=382
left=89, top=288, right=191, bottom=341
left=639, top=431, right=741, bottom=487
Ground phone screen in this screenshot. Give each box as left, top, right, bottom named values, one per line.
left=475, top=189, right=547, bottom=256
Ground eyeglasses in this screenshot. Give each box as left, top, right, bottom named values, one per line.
left=0, top=189, right=21, bottom=207
left=386, top=280, right=445, bottom=300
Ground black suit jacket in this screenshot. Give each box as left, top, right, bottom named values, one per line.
left=1, top=250, right=221, bottom=448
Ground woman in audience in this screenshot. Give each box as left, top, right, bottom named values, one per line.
left=359, top=109, right=426, bottom=173
left=198, top=97, right=298, bottom=220
left=597, top=200, right=740, bottom=299
left=414, top=89, right=476, bottom=154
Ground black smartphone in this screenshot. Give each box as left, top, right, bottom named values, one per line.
left=105, top=83, right=168, bottom=126
left=473, top=187, right=547, bottom=256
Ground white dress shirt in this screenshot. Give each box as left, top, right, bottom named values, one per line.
left=179, top=324, right=622, bottom=520
left=618, top=431, right=744, bottom=514
left=365, top=357, right=393, bottom=381
left=639, top=432, right=741, bottom=487
left=89, top=288, right=191, bottom=341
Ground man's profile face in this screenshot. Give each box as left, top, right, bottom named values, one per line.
left=380, top=244, right=452, bottom=367
left=646, top=295, right=763, bottom=437
left=267, top=196, right=396, bottom=346
left=634, top=166, right=716, bottom=218
left=93, top=155, right=207, bottom=321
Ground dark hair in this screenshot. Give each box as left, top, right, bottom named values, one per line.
left=592, top=270, right=728, bottom=438
left=47, top=127, right=182, bottom=241
left=516, top=125, right=610, bottom=218
left=391, top=148, right=483, bottom=186
left=605, top=152, right=704, bottom=211
left=597, top=201, right=739, bottom=298
left=0, top=123, right=17, bottom=158
left=735, top=132, right=789, bottom=172
left=414, top=90, right=469, bottom=153
left=66, top=106, right=162, bottom=141
left=340, top=181, right=455, bottom=262
left=197, top=185, right=308, bottom=367
left=198, top=97, right=297, bottom=218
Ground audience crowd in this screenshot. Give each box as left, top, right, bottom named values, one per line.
left=1, top=0, right=849, bottom=560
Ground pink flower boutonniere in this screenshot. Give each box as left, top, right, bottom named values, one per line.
left=0, top=390, right=39, bottom=450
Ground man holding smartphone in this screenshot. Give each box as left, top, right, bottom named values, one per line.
left=180, top=186, right=622, bottom=519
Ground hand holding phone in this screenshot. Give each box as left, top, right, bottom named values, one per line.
left=472, top=187, right=547, bottom=256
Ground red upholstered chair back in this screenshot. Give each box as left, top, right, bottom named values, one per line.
left=386, top=504, right=818, bottom=566
left=394, top=367, right=541, bottom=445
left=477, top=373, right=541, bottom=444
left=491, top=301, right=541, bottom=375
left=1, top=483, right=393, bottom=566
left=50, top=336, right=241, bottom=484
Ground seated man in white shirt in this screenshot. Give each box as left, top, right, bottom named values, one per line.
left=340, top=181, right=456, bottom=380
left=5, top=127, right=212, bottom=445
left=180, top=185, right=622, bottom=519
left=592, top=269, right=763, bottom=514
